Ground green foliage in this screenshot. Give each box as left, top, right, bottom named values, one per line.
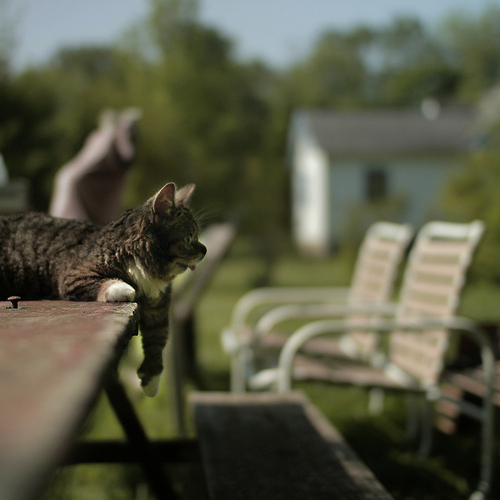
left=442, top=6, right=500, bottom=102
left=0, top=72, right=62, bottom=208
left=284, top=27, right=371, bottom=108
left=381, top=63, right=461, bottom=106
left=0, top=0, right=18, bottom=74
left=1, top=0, right=500, bottom=238
left=443, top=130, right=500, bottom=283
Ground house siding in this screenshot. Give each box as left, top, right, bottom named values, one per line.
left=291, top=117, right=330, bottom=255
left=287, top=108, right=474, bottom=255
left=329, top=162, right=364, bottom=245
left=391, top=159, right=457, bottom=224
left=328, top=158, right=459, bottom=247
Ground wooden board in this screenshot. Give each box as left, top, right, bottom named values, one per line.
left=168, top=222, right=236, bottom=434
left=0, top=300, right=139, bottom=500
left=436, top=362, right=500, bottom=433
left=190, top=392, right=393, bottom=500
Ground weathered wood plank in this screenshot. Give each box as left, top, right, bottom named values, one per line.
left=168, top=223, right=236, bottom=434
left=0, top=300, right=139, bottom=500
left=190, top=392, right=393, bottom=500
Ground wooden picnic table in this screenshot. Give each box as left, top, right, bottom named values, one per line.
left=0, top=299, right=205, bottom=500
left=168, top=222, right=236, bottom=434
left=0, top=300, right=140, bottom=500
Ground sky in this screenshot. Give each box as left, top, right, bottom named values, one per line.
left=7, top=0, right=499, bottom=71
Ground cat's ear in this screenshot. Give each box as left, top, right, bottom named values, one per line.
left=152, top=183, right=176, bottom=216
left=175, top=184, right=195, bottom=206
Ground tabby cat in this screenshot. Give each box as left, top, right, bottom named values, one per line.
left=0, top=182, right=206, bottom=396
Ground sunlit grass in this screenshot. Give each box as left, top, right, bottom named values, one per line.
left=461, top=280, right=500, bottom=322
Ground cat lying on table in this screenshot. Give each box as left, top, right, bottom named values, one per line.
left=0, top=182, right=206, bottom=396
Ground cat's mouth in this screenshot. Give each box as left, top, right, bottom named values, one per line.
left=177, top=262, right=198, bottom=273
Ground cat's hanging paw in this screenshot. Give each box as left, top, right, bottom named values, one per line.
left=98, top=279, right=136, bottom=302
left=142, top=375, right=161, bottom=397
left=138, top=368, right=161, bottom=397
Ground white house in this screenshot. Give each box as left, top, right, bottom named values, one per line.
left=287, top=106, right=477, bottom=255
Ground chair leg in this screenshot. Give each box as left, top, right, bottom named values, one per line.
left=471, top=393, right=494, bottom=500
left=231, top=347, right=249, bottom=393
left=417, top=398, right=433, bottom=457
left=368, top=388, right=385, bottom=415
left=406, top=394, right=420, bottom=442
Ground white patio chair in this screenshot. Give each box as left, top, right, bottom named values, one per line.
left=269, top=220, right=493, bottom=500
left=222, top=221, right=414, bottom=392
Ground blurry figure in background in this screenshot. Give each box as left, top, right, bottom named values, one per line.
left=49, top=108, right=141, bottom=225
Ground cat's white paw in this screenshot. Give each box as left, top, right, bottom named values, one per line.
left=142, top=375, right=161, bottom=397
left=100, top=280, right=136, bottom=302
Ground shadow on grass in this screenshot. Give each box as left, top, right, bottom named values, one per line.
left=296, top=384, right=498, bottom=500
left=191, top=367, right=230, bottom=393
left=338, top=410, right=497, bottom=500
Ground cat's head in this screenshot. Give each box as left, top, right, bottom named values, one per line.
left=145, top=182, right=207, bottom=279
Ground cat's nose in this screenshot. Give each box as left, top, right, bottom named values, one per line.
left=196, top=243, right=207, bottom=258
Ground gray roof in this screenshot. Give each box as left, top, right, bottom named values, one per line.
left=300, top=107, right=476, bottom=158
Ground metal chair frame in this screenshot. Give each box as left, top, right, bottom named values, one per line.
left=223, top=221, right=414, bottom=392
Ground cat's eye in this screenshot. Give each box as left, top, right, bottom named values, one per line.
left=184, top=236, right=193, bottom=246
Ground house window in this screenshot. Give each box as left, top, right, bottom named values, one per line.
left=365, top=167, right=387, bottom=202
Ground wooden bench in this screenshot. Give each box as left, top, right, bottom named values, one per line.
left=168, top=222, right=236, bottom=434
left=190, top=392, right=394, bottom=500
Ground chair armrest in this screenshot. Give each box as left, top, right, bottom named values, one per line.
left=254, top=301, right=398, bottom=341
left=221, top=287, right=351, bottom=354
left=276, top=316, right=496, bottom=396
left=230, top=287, right=351, bottom=329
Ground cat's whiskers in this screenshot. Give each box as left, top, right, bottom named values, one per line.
left=193, top=205, right=219, bottom=227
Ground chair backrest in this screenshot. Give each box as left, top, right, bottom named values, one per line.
left=348, top=222, right=414, bottom=303
left=389, top=220, right=485, bottom=386
left=341, top=222, right=414, bottom=357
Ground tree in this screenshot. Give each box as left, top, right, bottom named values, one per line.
left=283, top=17, right=463, bottom=109
left=443, top=128, right=500, bottom=282
left=441, top=6, right=500, bottom=102
left=123, top=1, right=278, bottom=230
left=6, top=1, right=500, bottom=241
left=0, top=0, right=18, bottom=75
left=0, top=71, right=60, bottom=208
left=284, top=27, right=372, bottom=108
left=374, top=18, right=460, bottom=105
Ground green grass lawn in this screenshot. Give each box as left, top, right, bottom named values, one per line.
left=47, top=241, right=500, bottom=499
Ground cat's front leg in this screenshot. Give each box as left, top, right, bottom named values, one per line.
left=137, top=324, right=168, bottom=397
left=98, top=279, right=136, bottom=302
left=137, top=294, right=171, bottom=397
